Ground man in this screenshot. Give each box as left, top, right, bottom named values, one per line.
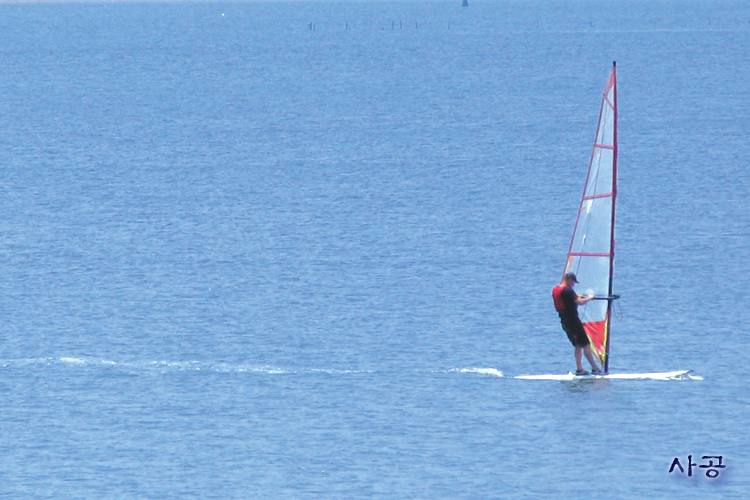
left=552, top=272, right=603, bottom=375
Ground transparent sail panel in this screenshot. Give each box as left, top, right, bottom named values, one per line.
left=570, top=197, right=613, bottom=253
left=585, top=148, right=614, bottom=198
left=565, top=255, right=610, bottom=299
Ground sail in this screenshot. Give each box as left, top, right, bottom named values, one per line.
left=564, top=62, right=618, bottom=371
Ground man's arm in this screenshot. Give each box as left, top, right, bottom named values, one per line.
left=575, top=293, right=595, bottom=305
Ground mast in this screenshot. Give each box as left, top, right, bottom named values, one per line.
left=564, top=62, right=618, bottom=372
left=605, top=61, right=618, bottom=372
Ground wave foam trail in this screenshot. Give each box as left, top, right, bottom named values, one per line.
left=0, top=357, right=378, bottom=377
left=452, top=368, right=504, bottom=377
left=60, top=357, right=87, bottom=365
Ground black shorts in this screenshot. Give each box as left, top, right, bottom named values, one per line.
left=561, top=316, right=590, bottom=348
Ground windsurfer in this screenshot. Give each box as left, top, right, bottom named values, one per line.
left=552, top=272, right=603, bottom=375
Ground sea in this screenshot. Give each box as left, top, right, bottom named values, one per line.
left=0, top=1, right=748, bottom=498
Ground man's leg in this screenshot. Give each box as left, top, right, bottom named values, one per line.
left=583, top=346, right=601, bottom=372
left=574, top=347, right=584, bottom=372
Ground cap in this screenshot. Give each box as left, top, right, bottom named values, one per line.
left=564, top=272, right=579, bottom=283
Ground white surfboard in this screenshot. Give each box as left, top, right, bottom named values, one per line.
left=515, top=369, right=695, bottom=381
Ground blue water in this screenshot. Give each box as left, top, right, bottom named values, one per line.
left=1, top=1, right=748, bottom=498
